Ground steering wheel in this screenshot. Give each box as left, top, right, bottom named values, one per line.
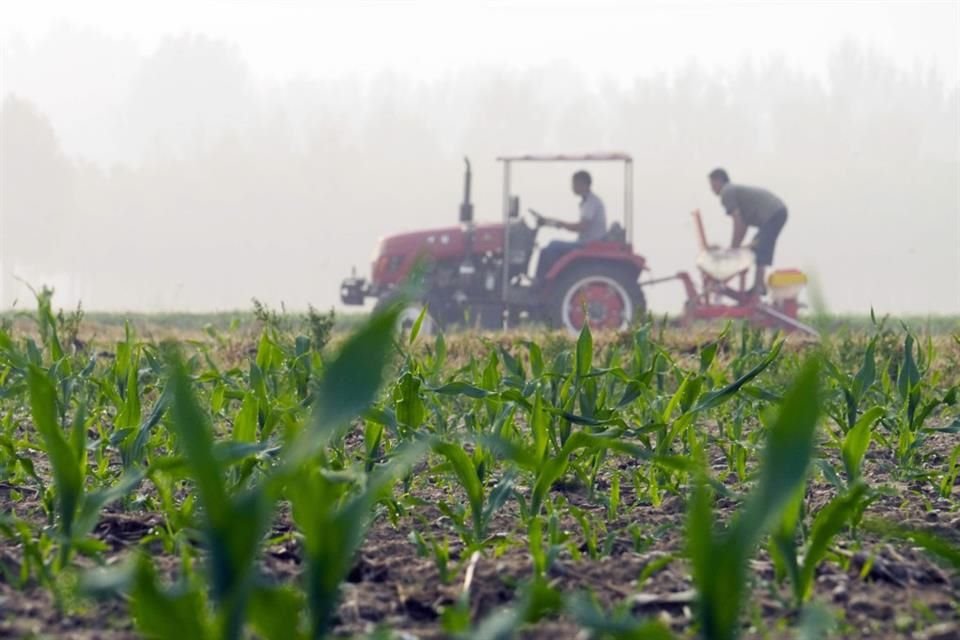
left=527, top=208, right=549, bottom=228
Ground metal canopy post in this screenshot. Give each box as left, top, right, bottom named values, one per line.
left=624, top=159, right=633, bottom=247
left=500, top=159, right=512, bottom=328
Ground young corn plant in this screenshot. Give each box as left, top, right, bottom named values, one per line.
left=25, top=363, right=143, bottom=571
left=284, top=441, right=425, bottom=637
left=770, top=480, right=870, bottom=607
left=92, top=352, right=275, bottom=640
left=84, top=305, right=420, bottom=640
left=687, top=357, right=821, bottom=640
left=886, top=331, right=958, bottom=467
left=277, top=305, right=430, bottom=637
left=431, top=440, right=517, bottom=548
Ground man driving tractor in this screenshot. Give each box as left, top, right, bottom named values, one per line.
left=535, top=170, right=607, bottom=277
left=708, top=168, right=788, bottom=296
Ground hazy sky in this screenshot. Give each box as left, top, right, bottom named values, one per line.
left=4, top=0, right=958, bottom=87
left=1, top=1, right=958, bottom=316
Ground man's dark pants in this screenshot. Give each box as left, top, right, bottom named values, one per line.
left=537, top=240, right=581, bottom=279
left=753, top=208, right=788, bottom=267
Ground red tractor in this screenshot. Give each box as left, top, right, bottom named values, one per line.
left=340, top=153, right=648, bottom=333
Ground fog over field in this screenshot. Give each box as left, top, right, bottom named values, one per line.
left=1, top=0, right=958, bottom=315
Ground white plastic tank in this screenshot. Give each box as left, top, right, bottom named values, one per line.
left=695, top=248, right=755, bottom=281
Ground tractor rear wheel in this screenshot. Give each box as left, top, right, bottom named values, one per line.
left=547, top=263, right=645, bottom=333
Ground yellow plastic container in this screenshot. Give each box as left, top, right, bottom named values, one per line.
left=767, top=270, right=807, bottom=301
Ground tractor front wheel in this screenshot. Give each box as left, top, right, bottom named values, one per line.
left=548, top=264, right=645, bottom=334
left=373, top=297, right=439, bottom=337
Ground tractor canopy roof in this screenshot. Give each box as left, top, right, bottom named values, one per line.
left=496, top=152, right=632, bottom=162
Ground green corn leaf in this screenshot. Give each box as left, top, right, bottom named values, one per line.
left=255, top=331, right=282, bottom=373
left=500, top=346, right=524, bottom=379
left=481, top=352, right=500, bottom=391
left=461, top=580, right=565, bottom=640
left=566, top=591, right=674, bottom=639
left=364, top=407, right=397, bottom=434
left=126, top=385, right=172, bottom=466
left=897, top=333, right=920, bottom=401
left=116, top=340, right=131, bottom=389
left=851, top=337, right=877, bottom=401
left=363, top=420, right=385, bottom=471
left=689, top=340, right=783, bottom=414
left=679, top=375, right=704, bottom=414
left=813, top=459, right=845, bottom=491
left=530, top=457, right=570, bottom=517
left=433, top=441, right=485, bottom=541
left=212, top=441, right=274, bottom=466
left=428, top=381, right=493, bottom=398
left=481, top=469, right=517, bottom=535
left=167, top=353, right=274, bottom=639
left=796, top=602, right=837, bottom=640
left=290, top=440, right=426, bottom=636
left=25, top=338, right=43, bottom=366
left=166, top=357, right=227, bottom=523
left=431, top=331, right=447, bottom=375
left=0, top=328, right=20, bottom=361
left=841, top=406, right=883, bottom=483
left=691, top=357, right=820, bottom=640
left=117, top=345, right=141, bottom=429
left=576, top=322, right=593, bottom=378
left=531, top=390, right=550, bottom=463
left=529, top=431, right=643, bottom=516
left=476, top=434, right=539, bottom=471
left=686, top=477, right=715, bottom=606
left=741, top=386, right=782, bottom=403
left=551, top=408, right=628, bottom=429
left=925, top=417, right=960, bottom=434
left=70, top=397, right=88, bottom=469
left=129, top=557, right=213, bottom=640
left=769, top=485, right=804, bottom=602
left=26, top=365, right=82, bottom=541
left=661, top=374, right=693, bottom=423
left=233, top=393, right=259, bottom=444
left=35, top=288, right=64, bottom=362
left=75, top=469, right=146, bottom=539
left=409, top=304, right=429, bottom=345
left=616, top=379, right=647, bottom=408
left=699, top=334, right=724, bottom=373
left=310, top=306, right=400, bottom=447
left=525, top=341, right=545, bottom=379
left=796, top=483, right=868, bottom=602
left=248, top=585, right=306, bottom=640
left=741, top=358, right=820, bottom=529
left=863, top=519, right=960, bottom=570
left=395, top=371, right=426, bottom=431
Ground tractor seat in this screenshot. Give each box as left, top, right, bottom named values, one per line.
left=603, top=222, right=626, bottom=243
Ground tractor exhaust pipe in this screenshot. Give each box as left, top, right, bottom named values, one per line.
left=459, top=157, right=476, bottom=278
left=459, top=157, right=474, bottom=224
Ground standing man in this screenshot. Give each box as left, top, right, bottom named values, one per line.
left=708, top=168, right=788, bottom=295
left=535, top=170, right=607, bottom=278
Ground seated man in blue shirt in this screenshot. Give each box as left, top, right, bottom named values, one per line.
left=535, top=170, right=607, bottom=278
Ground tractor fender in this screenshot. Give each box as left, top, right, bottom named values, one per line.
left=544, top=246, right=647, bottom=284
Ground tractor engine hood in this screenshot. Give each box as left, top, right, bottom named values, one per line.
left=371, top=223, right=506, bottom=286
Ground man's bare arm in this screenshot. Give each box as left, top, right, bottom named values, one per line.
left=542, top=216, right=584, bottom=232
left=730, top=210, right=748, bottom=248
